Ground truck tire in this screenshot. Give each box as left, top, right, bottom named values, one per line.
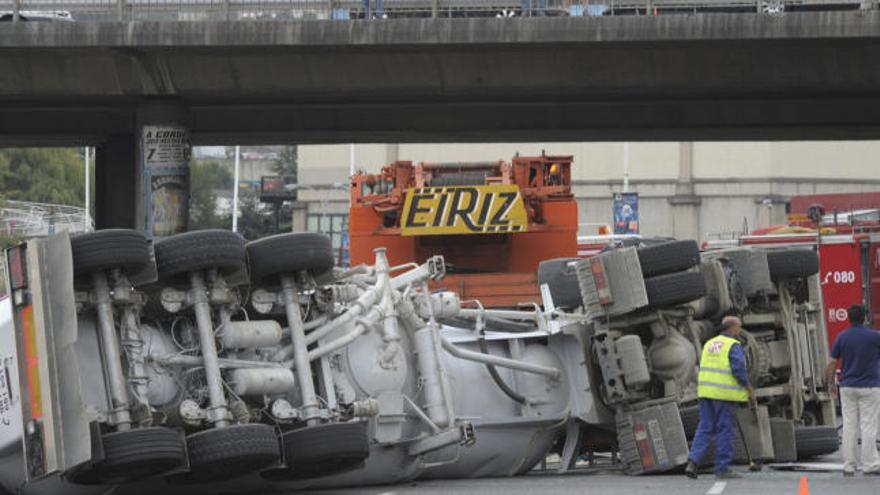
left=263, top=422, right=369, bottom=480
left=154, top=230, right=247, bottom=282
left=794, top=426, right=839, bottom=460
left=176, top=423, right=280, bottom=483
left=537, top=258, right=582, bottom=309
left=70, top=229, right=151, bottom=278
left=67, top=427, right=186, bottom=485
left=638, top=240, right=701, bottom=278
left=247, top=233, right=334, bottom=285
left=645, top=271, right=707, bottom=308
left=766, top=249, right=819, bottom=281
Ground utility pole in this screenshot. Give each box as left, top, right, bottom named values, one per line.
left=232, top=145, right=241, bottom=233
left=84, top=146, right=91, bottom=229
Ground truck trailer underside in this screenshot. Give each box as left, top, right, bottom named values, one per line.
left=0, top=231, right=836, bottom=494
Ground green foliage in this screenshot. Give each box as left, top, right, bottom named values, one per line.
left=237, top=192, right=277, bottom=240
left=189, top=161, right=233, bottom=230
left=0, top=148, right=87, bottom=205
left=192, top=160, right=234, bottom=191
left=0, top=233, right=23, bottom=250
left=0, top=198, right=23, bottom=249
left=187, top=160, right=284, bottom=239
left=272, top=145, right=298, bottom=180
left=0, top=148, right=289, bottom=241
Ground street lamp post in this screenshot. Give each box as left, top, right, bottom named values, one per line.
left=232, top=145, right=241, bottom=233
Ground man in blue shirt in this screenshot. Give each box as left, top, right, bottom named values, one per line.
left=826, top=304, right=880, bottom=476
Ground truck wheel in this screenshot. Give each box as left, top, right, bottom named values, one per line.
left=247, top=233, right=334, bottom=285
left=794, top=426, right=839, bottom=460
left=637, top=240, right=701, bottom=278
left=645, top=271, right=707, bottom=308
left=154, top=230, right=247, bottom=282
left=263, top=422, right=369, bottom=480
left=175, top=423, right=280, bottom=483
left=67, top=427, right=186, bottom=485
left=537, top=258, right=582, bottom=309
left=766, top=249, right=819, bottom=281
left=71, top=229, right=151, bottom=278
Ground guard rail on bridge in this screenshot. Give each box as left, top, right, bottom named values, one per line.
left=0, top=0, right=875, bottom=21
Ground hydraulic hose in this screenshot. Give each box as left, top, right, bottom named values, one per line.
left=478, top=334, right=527, bottom=405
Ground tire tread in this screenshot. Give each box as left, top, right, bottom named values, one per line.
left=637, top=240, right=701, bottom=277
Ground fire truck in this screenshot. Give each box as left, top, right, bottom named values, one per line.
left=707, top=192, right=880, bottom=349
left=349, top=153, right=578, bottom=307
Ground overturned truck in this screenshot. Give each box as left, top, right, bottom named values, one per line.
left=0, top=230, right=836, bottom=494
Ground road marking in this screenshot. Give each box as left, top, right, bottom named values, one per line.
left=706, top=481, right=726, bottom=495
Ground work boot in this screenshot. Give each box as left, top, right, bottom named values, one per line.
left=715, top=470, right=742, bottom=479
left=684, top=461, right=698, bottom=480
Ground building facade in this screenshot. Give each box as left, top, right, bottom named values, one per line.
left=295, top=141, right=880, bottom=243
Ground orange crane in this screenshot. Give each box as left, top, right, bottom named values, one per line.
left=349, top=153, right=578, bottom=307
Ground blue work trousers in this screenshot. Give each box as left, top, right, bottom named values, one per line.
left=688, top=398, right=738, bottom=474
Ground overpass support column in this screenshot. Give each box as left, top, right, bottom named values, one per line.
left=668, top=142, right=701, bottom=240
left=95, top=134, right=137, bottom=230
left=136, top=102, right=192, bottom=239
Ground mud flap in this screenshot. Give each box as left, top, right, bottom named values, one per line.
left=769, top=418, right=797, bottom=463
left=735, top=404, right=775, bottom=462
left=616, top=402, right=689, bottom=474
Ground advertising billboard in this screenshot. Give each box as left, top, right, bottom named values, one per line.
left=613, top=192, right=639, bottom=235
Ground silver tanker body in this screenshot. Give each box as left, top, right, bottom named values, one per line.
left=0, top=231, right=836, bottom=495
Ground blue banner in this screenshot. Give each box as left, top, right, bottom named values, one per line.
left=612, top=192, right=639, bottom=234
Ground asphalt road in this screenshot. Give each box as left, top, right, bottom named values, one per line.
left=315, top=470, right=876, bottom=495
left=297, top=454, right=877, bottom=495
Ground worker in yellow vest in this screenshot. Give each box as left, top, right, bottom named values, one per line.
left=685, top=315, right=755, bottom=480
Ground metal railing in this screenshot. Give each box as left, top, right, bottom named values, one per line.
left=0, top=200, right=92, bottom=238
left=0, top=0, right=875, bottom=21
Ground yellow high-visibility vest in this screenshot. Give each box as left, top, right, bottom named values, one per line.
left=697, top=335, right=749, bottom=403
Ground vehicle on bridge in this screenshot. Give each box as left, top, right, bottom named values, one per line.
left=0, top=10, right=72, bottom=21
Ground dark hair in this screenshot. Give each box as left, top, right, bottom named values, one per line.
left=848, top=304, right=867, bottom=325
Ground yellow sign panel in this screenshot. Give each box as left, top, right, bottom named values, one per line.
left=400, top=184, right=529, bottom=236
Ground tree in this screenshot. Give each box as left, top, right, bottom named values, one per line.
left=237, top=192, right=276, bottom=240
left=0, top=198, right=23, bottom=250
left=189, top=160, right=233, bottom=230
left=272, top=145, right=298, bottom=181
left=0, top=148, right=90, bottom=243
left=0, top=148, right=86, bottom=206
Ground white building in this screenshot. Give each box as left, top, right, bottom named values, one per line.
left=294, top=141, right=880, bottom=243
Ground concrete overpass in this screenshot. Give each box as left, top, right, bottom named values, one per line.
left=2, top=12, right=880, bottom=230
left=3, top=12, right=880, bottom=145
